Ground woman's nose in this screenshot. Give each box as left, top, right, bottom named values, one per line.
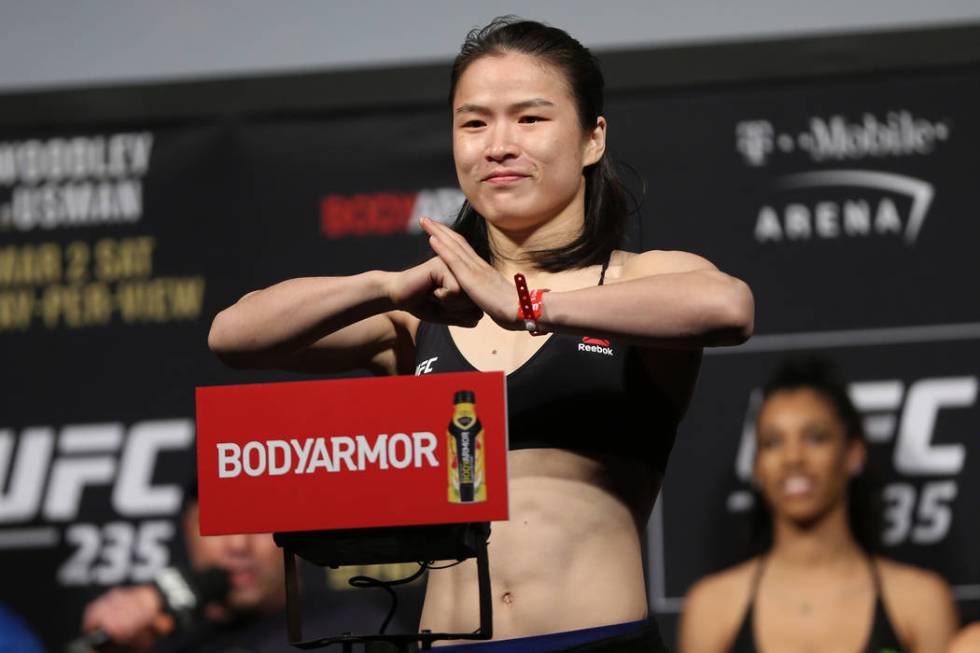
left=778, top=437, right=805, bottom=466
left=486, top=125, right=518, bottom=161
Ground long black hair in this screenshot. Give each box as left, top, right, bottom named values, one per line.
left=749, top=357, right=882, bottom=554
left=449, top=16, right=633, bottom=271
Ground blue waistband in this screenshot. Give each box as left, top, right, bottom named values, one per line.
left=430, top=620, right=647, bottom=652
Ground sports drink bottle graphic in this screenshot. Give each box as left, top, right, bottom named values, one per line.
left=448, top=390, right=486, bottom=503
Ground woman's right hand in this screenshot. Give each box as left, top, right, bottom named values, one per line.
left=387, top=257, right=484, bottom=327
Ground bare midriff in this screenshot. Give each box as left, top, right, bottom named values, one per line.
left=420, top=448, right=659, bottom=642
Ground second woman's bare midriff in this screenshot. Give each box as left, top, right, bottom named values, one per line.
left=420, top=448, right=659, bottom=641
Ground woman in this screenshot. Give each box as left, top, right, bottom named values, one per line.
left=679, top=358, right=958, bottom=653
left=210, top=17, right=753, bottom=652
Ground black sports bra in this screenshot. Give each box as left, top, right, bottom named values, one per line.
left=730, top=556, right=905, bottom=653
left=413, top=262, right=680, bottom=473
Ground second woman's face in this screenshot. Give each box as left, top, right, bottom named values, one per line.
left=452, top=51, right=604, bottom=230
left=754, top=388, right=865, bottom=524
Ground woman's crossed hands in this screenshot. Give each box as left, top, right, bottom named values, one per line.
left=417, top=217, right=522, bottom=330
left=387, top=217, right=522, bottom=330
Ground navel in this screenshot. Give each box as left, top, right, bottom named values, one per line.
left=501, top=591, right=514, bottom=605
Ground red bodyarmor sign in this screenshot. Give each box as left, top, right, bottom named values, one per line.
left=195, top=372, right=508, bottom=535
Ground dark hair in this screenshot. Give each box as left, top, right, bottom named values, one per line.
left=449, top=16, right=632, bottom=271
left=749, top=356, right=882, bottom=553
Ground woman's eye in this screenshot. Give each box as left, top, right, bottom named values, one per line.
left=801, top=425, right=832, bottom=443
left=461, top=120, right=485, bottom=128
left=759, top=437, right=780, bottom=450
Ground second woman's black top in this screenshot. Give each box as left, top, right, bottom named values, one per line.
left=730, top=556, right=905, bottom=653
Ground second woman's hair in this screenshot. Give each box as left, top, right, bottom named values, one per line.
left=449, top=16, right=633, bottom=271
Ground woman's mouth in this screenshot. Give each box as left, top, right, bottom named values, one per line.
left=483, top=171, right=528, bottom=185
left=781, top=475, right=814, bottom=497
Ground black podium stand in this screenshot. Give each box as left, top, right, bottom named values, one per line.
left=274, top=522, right=493, bottom=652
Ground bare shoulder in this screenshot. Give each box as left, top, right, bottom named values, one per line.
left=948, top=623, right=980, bottom=653
left=685, top=558, right=759, bottom=613
left=877, top=557, right=955, bottom=607
left=876, top=557, right=959, bottom=650
left=617, top=249, right=718, bottom=280
left=679, top=559, right=759, bottom=653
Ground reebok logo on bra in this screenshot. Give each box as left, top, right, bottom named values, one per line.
left=578, top=337, right=613, bottom=356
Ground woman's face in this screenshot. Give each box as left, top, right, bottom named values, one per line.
left=753, top=388, right=865, bottom=525
left=452, top=51, right=605, bottom=231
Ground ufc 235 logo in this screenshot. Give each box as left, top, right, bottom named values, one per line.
left=733, top=376, right=975, bottom=546
left=0, top=419, right=193, bottom=585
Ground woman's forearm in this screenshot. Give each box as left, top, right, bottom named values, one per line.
left=538, top=269, right=754, bottom=347
left=207, top=271, right=394, bottom=360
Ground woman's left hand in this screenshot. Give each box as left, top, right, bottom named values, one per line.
left=420, top=217, right=522, bottom=329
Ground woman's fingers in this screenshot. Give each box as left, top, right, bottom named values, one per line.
left=420, top=216, right=464, bottom=245
left=424, top=256, right=481, bottom=322
left=422, top=218, right=480, bottom=269
left=427, top=255, right=470, bottom=302
left=427, top=232, right=487, bottom=292
left=419, top=217, right=519, bottom=328
left=430, top=261, right=460, bottom=293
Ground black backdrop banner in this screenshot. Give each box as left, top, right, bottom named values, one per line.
left=0, top=122, right=263, bottom=645
left=1, top=26, right=979, bottom=652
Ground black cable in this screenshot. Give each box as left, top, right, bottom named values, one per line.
left=348, top=563, right=429, bottom=634
left=424, top=560, right=466, bottom=570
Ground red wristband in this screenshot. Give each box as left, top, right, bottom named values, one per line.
left=514, top=273, right=550, bottom=336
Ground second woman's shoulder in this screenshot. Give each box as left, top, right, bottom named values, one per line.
left=684, top=558, right=760, bottom=607
left=875, top=556, right=959, bottom=648
left=876, top=556, right=954, bottom=602
left=679, top=559, right=760, bottom=653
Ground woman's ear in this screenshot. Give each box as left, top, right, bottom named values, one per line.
left=583, top=116, right=607, bottom=167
